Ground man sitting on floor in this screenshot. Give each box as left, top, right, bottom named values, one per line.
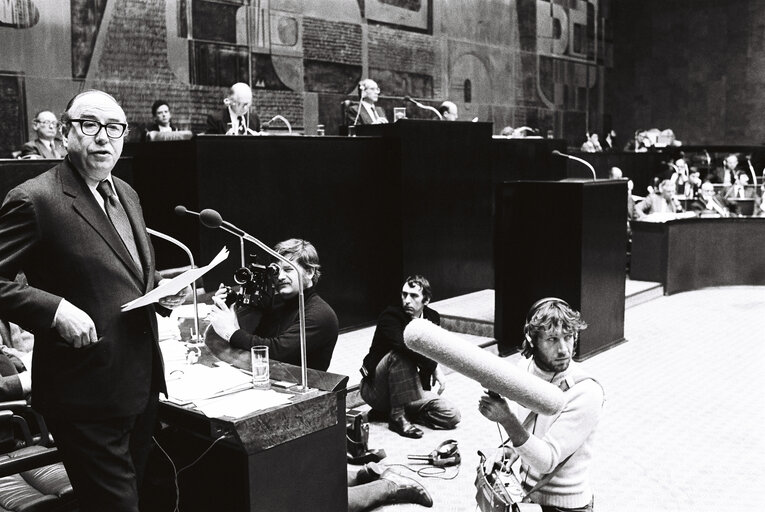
left=360, top=275, right=460, bottom=438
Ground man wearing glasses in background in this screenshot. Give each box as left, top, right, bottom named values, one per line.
left=205, top=82, right=261, bottom=135
left=0, top=89, right=186, bottom=511
left=20, top=110, right=67, bottom=159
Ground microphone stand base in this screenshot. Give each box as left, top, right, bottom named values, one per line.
left=288, top=385, right=319, bottom=398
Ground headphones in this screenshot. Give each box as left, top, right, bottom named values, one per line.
left=523, top=297, right=570, bottom=345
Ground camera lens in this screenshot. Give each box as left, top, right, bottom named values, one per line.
left=233, top=267, right=253, bottom=284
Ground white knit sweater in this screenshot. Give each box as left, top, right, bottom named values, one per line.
left=512, top=359, right=605, bottom=509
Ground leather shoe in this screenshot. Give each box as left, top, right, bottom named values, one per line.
left=380, top=469, right=433, bottom=507
left=355, top=461, right=385, bottom=484
left=388, top=416, right=423, bottom=439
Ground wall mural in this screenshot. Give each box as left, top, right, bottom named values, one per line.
left=0, top=0, right=609, bottom=155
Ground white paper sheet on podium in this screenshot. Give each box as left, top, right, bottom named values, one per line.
left=121, top=247, right=229, bottom=311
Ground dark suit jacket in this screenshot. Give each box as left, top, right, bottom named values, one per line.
left=0, top=159, right=166, bottom=419
left=362, top=305, right=439, bottom=390
left=205, top=108, right=261, bottom=134
left=20, top=138, right=67, bottom=159
left=724, top=185, right=757, bottom=200
left=345, top=102, right=388, bottom=125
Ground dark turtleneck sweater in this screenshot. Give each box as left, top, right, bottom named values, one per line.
left=229, top=287, right=339, bottom=371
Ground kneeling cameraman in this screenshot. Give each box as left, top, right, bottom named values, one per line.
left=208, top=238, right=339, bottom=371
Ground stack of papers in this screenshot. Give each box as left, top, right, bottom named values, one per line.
left=165, top=364, right=252, bottom=404
left=193, top=388, right=292, bottom=419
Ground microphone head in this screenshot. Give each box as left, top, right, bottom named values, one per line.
left=174, top=205, right=188, bottom=216
left=200, top=209, right=223, bottom=229
left=551, top=150, right=562, bottom=156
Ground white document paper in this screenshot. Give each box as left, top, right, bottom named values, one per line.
left=122, top=247, right=229, bottom=311
left=165, top=363, right=252, bottom=403
left=193, top=388, right=292, bottom=419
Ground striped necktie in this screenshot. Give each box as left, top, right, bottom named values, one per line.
left=96, top=180, right=143, bottom=274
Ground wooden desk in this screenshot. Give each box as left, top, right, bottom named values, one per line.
left=146, top=335, right=349, bottom=512
left=631, top=217, right=765, bottom=294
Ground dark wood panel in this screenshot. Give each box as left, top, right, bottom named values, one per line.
left=495, top=180, right=626, bottom=359
left=632, top=217, right=765, bottom=294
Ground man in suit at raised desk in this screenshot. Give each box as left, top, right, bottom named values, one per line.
left=205, top=82, right=261, bottom=135
left=0, top=90, right=185, bottom=512
left=346, top=79, right=389, bottom=126
left=20, top=110, right=67, bottom=159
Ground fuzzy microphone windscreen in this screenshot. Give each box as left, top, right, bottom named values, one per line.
left=404, top=318, right=565, bottom=415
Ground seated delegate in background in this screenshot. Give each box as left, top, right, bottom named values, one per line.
left=20, top=110, right=67, bottom=159
left=690, top=181, right=736, bottom=217
left=601, top=129, right=617, bottom=151
left=0, top=321, right=32, bottom=400
left=438, top=101, right=458, bottom=121
left=0, top=347, right=31, bottom=400
left=208, top=238, right=339, bottom=371
left=205, top=82, right=261, bottom=135
left=345, top=79, right=388, bottom=126
left=636, top=179, right=683, bottom=217
left=143, top=99, right=177, bottom=140
left=580, top=132, right=602, bottom=152
left=724, top=170, right=756, bottom=200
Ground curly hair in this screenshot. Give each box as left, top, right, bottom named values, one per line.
left=521, top=300, right=588, bottom=358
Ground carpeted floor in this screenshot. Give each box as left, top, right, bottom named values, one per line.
left=345, top=286, right=765, bottom=511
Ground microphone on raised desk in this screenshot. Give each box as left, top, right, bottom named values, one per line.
left=404, top=96, right=443, bottom=120
left=551, top=150, right=597, bottom=181
left=193, top=208, right=312, bottom=393
left=262, top=115, right=292, bottom=134
left=196, top=209, right=246, bottom=267
left=145, top=226, right=203, bottom=359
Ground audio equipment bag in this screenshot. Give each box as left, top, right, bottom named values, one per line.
left=476, top=373, right=601, bottom=512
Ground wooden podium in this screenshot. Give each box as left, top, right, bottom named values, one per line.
left=145, top=335, right=349, bottom=512
left=494, top=180, right=627, bottom=359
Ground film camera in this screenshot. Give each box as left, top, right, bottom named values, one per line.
left=225, top=258, right=279, bottom=308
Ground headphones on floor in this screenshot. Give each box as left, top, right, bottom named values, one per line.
left=523, top=297, right=571, bottom=346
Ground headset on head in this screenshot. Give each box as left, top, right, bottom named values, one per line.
left=523, top=297, right=571, bottom=345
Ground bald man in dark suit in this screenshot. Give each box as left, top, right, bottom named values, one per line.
left=0, top=90, right=184, bottom=512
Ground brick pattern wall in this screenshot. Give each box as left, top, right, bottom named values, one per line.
left=302, top=18, right=362, bottom=65
left=93, top=0, right=191, bottom=139
left=367, top=24, right=436, bottom=75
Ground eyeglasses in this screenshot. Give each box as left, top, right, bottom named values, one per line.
left=68, top=118, right=128, bottom=139
left=35, top=120, right=59, bottom=127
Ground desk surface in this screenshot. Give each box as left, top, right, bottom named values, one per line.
left=158, top=331, right=347, bottom=454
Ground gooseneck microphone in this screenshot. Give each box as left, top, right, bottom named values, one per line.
left=177, top=205, right=245, bottom=267
left=174, top=205, right=199, bottom=217
left=146, top=227, right=202, bottom=349
left=195, top=208, right=311, bottom=393
left=263, top=115, right=292, bottom=134
left=404, top=96, right=443, bottom=120
left=551, top=150, right=597, bottom=181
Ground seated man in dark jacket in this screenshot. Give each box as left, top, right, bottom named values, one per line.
left=0, top=321, right=32, bottom=400
left=360, top=275, right=460, bottom=438
left=208, top=239, right=339, bottom=371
